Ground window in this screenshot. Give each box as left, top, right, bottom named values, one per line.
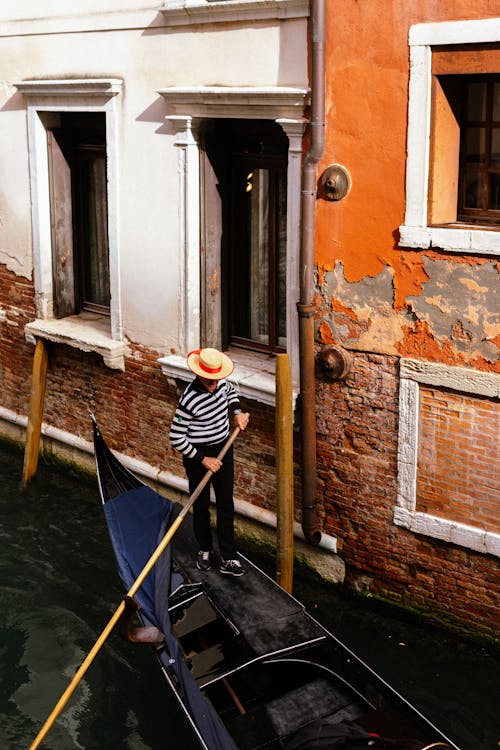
left=458, top=75, right=500, bottom=222
left=201, top=120, right=288, bottom=355
left=429, top=72, right=500, bottom=227
left=157, top=86, right=309, bottom=405
left=47, top=112, right=110, bottom=317
left=16, top=78, right=126, bottom=369
left=399, top=18, right=500, bottom=256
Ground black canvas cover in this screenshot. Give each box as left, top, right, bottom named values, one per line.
left=285, top=720, right=429, bottom=750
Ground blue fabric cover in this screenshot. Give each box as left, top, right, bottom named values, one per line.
left=103, top=485, right=237, bottom=750
left=103, top=486, right=171, bottom=626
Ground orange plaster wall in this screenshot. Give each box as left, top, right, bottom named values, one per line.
left=319, top=0, right=500, bottom=272
left=316, top=0, right=500, bottom=367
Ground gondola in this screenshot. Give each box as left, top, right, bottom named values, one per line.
left=92, top=415, right=459, bottom=750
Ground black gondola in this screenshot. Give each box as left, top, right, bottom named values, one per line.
left=92, top=415, right=459, bottom=750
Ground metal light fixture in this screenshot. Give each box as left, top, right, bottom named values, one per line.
left=320, top=164, right=351, bottom=201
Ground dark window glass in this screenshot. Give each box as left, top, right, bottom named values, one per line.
left=458, top=75, right=500, bottom=223
left=230, top=160, right=287, bottom=351
left=48, top=113, right=110, bottom=316
left=202, top=120, right=288, bottom=355
left=74, top=145, right=110, bottom=311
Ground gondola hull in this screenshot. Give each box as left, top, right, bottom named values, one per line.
left=92, top=416, right=459, bottom=750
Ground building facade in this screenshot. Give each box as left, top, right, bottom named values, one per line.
left=0, top=1, right=498, bottom=639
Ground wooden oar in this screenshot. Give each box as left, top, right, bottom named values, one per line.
left=29, top=426, right=241, bottom=750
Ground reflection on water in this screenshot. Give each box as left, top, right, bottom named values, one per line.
left=0, top=439, right=498, bottom=750
left=0, top=442, right=197, bottom=750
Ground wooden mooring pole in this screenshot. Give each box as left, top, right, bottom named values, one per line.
left=21, top=338, right=48, bottom=489
left=275, top=353, right=294, bottom=593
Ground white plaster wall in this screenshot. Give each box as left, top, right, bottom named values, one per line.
left=0, top=1, right=161, bottom=21
left=0, top=98, right=33, bottom=278
left=0, top=10, right=308, bottom=353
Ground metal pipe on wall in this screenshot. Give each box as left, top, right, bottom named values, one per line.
left=298, top=0, right=325, bottom=545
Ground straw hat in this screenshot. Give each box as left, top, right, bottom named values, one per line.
left=187, top=348, right=234, bottom=380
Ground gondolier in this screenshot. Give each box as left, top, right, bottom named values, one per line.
left=169, top=348, right=249, bottom=576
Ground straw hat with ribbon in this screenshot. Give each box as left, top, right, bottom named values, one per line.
left=187, top=348, right=234, bottom=380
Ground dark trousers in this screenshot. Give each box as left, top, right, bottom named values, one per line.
left=183, top=443, right=236, bottom=560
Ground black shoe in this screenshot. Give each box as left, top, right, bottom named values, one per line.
left=219, top=558, right=245, bottom=577
left=196, top=551, right=211, bottom=571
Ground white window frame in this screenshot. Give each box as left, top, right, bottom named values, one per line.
left=157, top=86, right=309, bottom=406
left=15, top=79, right=127, bottom=370
left=399, top=17, right=500, bottom=256
left=395, top=358, right=500, bottom=558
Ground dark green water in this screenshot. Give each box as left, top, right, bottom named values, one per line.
left=0, top=440, right=498, bottom=750
left=0, top=443, right=196, bottom=750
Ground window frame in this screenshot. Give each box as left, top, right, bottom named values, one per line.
left=399, top=17, right=500, bottom=256
left=16, top=80, right=122, bottom=333
left=15, top=79, right=126, bottom=370
left=223, top=134, right=288, bottom=355
left=157, top=87, right=309, bottom=404
left=457, top=73, right=500, bottom=223
left=395, top=358, right=500, bottom=558
left=48, top=114, right=111, bottom=317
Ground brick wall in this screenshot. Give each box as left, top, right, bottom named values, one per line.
left=1, top=263, right=498, bottom=638
left=417, top=386, right=500, bottom=533
left=315, top=351, right=500, bottom=638
left=0, top=266, right=37, bottom=416
left=0, top=263, right=278, bottom=516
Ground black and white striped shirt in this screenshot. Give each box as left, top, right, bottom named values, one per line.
left=169, top=377, right=241, bottom=462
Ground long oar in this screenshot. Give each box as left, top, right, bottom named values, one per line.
left=29, top=426, right=241, bottom=750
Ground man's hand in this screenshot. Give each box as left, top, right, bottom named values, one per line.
left=202, top=456, right=222, bottom=472
left=235, top=412, right=250, bottom=431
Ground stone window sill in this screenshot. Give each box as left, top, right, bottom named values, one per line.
left=399, top=224, right=500, bottom=256
left=158, top=352, right=298, bottom=409
left=25, top=314, right=127, bottom=371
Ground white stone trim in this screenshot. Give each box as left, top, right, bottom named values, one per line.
left=395, top=358, right=500, bottom=557
left=409, top=16, right=500, bottom=46
left=0, top=2, right=308, bottom=36
left=25, top=316, right=128, bottom=371
left=400, top=17, right=500, bottom=257
left=158, top=353, right=299, bottom=409
left=15, top=79, right=123, bottom=97
left=158, top=86, right=310, bottom=120
left=161, top=0, right=309, bottom=26
left=166, top=116, right=201, bottom=355
left=0, top=404, right=338, bottom=553
left=277, top=117, right=307, bottom=382
left=400, top=358, right=500, bottom=398
left=15, top=78, right=124, bottom=342
left=159, top=87, right=309, bottom=391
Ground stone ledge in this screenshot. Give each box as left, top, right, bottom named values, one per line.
left=399, top=224, right=500, bottom=256
left=25, top=314, right=128, bottom=371
left=158, top=353, right=299, bottom=409
left=158, top=86, right=310, bottom=120
left=15, top=78, right=123, bottom=97
left=161, top=0, right=309, bottom=26
left=393, top=507, right=500, bottom=559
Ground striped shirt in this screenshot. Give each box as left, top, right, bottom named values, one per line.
left=169, top=377, right=241, bottom=462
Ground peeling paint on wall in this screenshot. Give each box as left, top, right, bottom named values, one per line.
left=316, top=262, right=413, bottom=354
left=316, top=259, right=500, bottom=367
left=406, top=258, right=499, bottom=363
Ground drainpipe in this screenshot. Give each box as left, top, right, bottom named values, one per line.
left=297, top=0, right=325, bottom=545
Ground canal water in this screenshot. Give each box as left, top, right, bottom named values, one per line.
left=0, top=439, right=498, bottom=750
